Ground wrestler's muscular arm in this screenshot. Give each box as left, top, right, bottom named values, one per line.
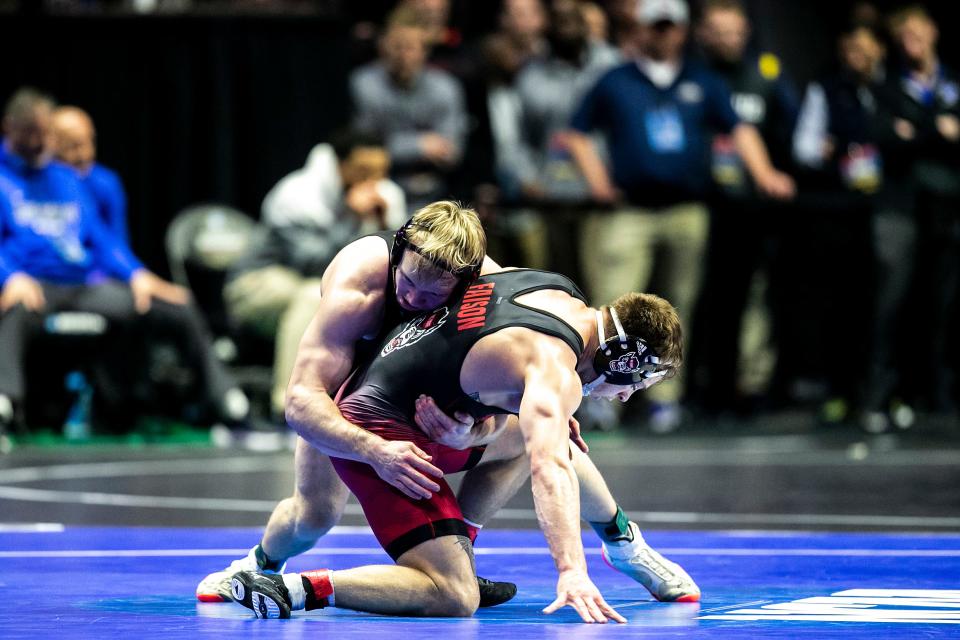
left=521, top=345, right=625, bottom=624
left=285, top=236, right=444, bottom=500
left=463, top=333, right=625, bottom=623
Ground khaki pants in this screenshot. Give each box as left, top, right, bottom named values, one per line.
left=225, top=266, right=324, bottom=414
left=579, top=202, right=709, bottom=403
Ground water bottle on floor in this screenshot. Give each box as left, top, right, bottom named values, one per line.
left=64, top=371, right=93, bottom=441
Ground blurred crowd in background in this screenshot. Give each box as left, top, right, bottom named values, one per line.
left=0, top=0, right=957, bottom=443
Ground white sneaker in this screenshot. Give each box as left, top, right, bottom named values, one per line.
left=860, top=410, right=889, bottom=434
left=601, top=522, right=700, bottom=602
left=196, top=546, right=285, bottom=602
left=0, top=394, right=13, bottom=426
left=0, top=395, right=13, bottom=454
left=222, top=388, right=250, bottom=423
left=890, top=402, right=915, bottom=430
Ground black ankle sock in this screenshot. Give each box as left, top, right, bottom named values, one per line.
left=589, top=506, right=634, bottom=543
left=254, top=543, right=284, bottom=572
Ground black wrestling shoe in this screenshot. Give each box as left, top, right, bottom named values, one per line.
left=477, top=576, right=517, bottom=607
left=230, top=571, right=292, bottom=619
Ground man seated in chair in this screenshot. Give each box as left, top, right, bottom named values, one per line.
left=0, top=86, right=248, bottom=433
left=224, top=127, right=406, bottom=421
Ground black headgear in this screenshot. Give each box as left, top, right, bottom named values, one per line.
left=583, top=306, right=665, bottom=395
left=391, top=218, right=483, bottom=280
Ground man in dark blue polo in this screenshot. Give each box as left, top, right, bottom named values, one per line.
left=566, top=0, right=794, bottom=431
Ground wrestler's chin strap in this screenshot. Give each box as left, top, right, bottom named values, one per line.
left=582, top=309, right=609, bottom=397
left=582, top=374, right=606, bottom=397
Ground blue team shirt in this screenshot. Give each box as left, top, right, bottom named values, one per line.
left=82, top=163, right=129, bottom=243
left=0, top=151, right=142, bottom=286
left=571, top=59, right=741, bottom=206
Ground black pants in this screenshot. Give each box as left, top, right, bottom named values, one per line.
left=780, top=191, right=873, bottom=404
left=865, top=190, right=960, bottom=412
left=0, top=280, right=234, bottom=416
left=695, top=196, right=784, bottom=412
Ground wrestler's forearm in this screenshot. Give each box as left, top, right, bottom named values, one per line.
left=286, top=386, right=387, bottom=463
left=529, top=453, right=588, bottom=574
left=516, top=365, right=587, bottom=573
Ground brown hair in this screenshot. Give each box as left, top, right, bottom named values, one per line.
left=608, top=292, right=683, bottom=372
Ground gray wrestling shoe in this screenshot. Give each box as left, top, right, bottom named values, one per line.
left=196, top=545, right=285, bottom=602
left=601, top=521, right=700, bottom=602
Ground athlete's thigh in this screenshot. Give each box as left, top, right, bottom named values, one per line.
left=396, top=533, right=478, bottom=594
left=293, top=436, right=350, bottom=513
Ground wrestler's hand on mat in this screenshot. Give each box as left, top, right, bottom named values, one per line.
left=370, top=439, right=444, bottom=500
left=568, top=417, right=589, bottom=454
left=543, top=569, right=626, bottom=624
left=413, top=395, right=475, bottom=449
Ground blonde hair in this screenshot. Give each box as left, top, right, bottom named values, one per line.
left=700, top=0, right=746, bottom=19
left=608, top=292, right=683, bottom=372
left=887, top=4, right=934, bottom=35
left=404, top=200, right=486, bottom=277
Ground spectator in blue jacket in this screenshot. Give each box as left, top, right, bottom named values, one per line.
left=51, top=105, right=129, bottom=243
left=0, top=87, right=248, bottom=432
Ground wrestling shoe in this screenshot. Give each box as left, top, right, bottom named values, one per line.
left=196, top=545, right=285, bottom=602
left=477, top=576, right=517, bottom=607
left=601, top=521, right=700, bottom=602
left=230, top=571, right=297, bottom=619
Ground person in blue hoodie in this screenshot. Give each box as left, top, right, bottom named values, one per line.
left=0, top=87, right=248, bottom=432
left=51, top=105, right=129, bottom=243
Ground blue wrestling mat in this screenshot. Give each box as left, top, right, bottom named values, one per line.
left=2, top=525, right=957, bottom=639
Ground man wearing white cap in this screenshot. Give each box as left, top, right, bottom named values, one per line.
left=566, top=0, right=794, bottom=432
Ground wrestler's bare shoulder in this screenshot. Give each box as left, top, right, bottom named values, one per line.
left=472, top=326, right=576, bottom=367
left=322, top=235, right=391, bottom=300
left=462, top=326, right=578, bottom=410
